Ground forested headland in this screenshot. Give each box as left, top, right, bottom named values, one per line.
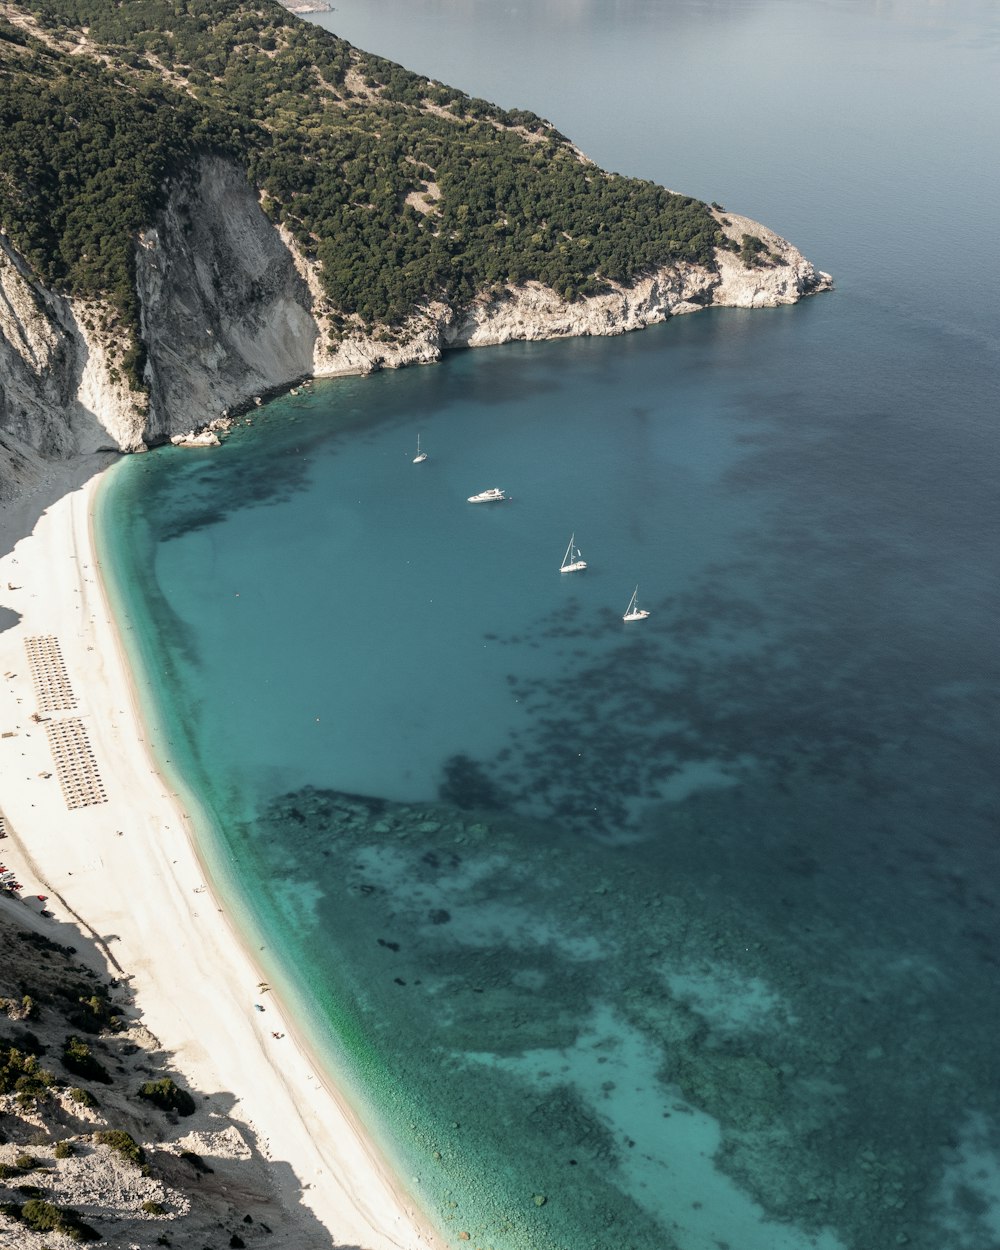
left=0, top=0, right=733, bottom=376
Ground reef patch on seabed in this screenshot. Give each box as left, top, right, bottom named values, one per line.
left=242, top=781, right=1000, bottom=1250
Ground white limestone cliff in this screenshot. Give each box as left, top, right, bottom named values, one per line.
left=0, top=156, right=831, bottom=498
left=0, top=239, right=145, bottom=498
left=135, top=160, right=318, bottom=441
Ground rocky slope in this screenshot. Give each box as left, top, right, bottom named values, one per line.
left=1, top=153, right=830, bottom=499
left=0, top=900, right=331, bottom=1249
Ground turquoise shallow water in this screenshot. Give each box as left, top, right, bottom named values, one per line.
left=97, top=3, right=1000, bottom=1248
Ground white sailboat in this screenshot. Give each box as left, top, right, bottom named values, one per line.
left=623, top=585, right=650, bottom=621
left=560, top=533, right=587, bottom=573
left=413, top=433, right=428, bottom=463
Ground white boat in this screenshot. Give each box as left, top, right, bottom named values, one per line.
left=413, top=434, right=428, bottom=463
left=560, top=533, right=587, bottom=573
left=623, top=586, right=650, bottom=621
left=468, top=487, right=506, bottom=503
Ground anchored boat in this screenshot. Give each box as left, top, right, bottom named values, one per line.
left=623, top=586, right=650, bottom=621
left=560, top=533, right=587, bottom=573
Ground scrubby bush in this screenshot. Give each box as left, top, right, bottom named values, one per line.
left=0, top=1043, right=56, bottom=1106
left=63, top=988, right=124, bottom=1034
left=94, top=1129, right=145, bottom=1167
left=138, top=1077, right=196, bottom=1117
left=54, top=1139, right=76, bottom=1158
left=61, top=1036, right=111, bottom=1084
left=0, top=995, right=36, bottom=1021
left=0, top=1197, right=100, bottom=1241
left=739, top=232, right=767, bottom=267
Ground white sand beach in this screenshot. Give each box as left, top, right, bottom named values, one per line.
left=0, top=455, right=439, bottom=1250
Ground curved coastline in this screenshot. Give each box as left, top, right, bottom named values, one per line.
left=0, top=458, right=440, bottom=1249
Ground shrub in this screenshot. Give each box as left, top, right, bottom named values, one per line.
left=94, top=1129, right=145, bottom=1167
left=0, top=1043, right=55, bottom=1105
left=739, top=232, right=767, bottom=267
left=68, top=1086, right=98, bottom=1109
left=1, top=1197, right=100, bottom=1241
left=138, top=1078, right=196, bottom=1117
left=61, top=1036, right=112, bottom=1084
left=64, top=990, right=123, bottom=1035
left=14, top=1153, right=40, bottom=1170
left=0, top=996, right=36, bottom=1021
left=141, top=1199, right=167, bottom=1215
left=54, top=1140, right=76, bottom=1158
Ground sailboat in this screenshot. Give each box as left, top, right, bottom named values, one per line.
left=559, top=533, right=587, bottom=573
left=413, top=433, right=428, bottom=463
left=623, top=586, right=650, bottom=621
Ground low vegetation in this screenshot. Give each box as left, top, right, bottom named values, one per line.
left=740, top=232, right=768, bottom=267
left=0, top=1196, right=101, bottom=1241
left=138, top=1076, right=196, bottom=1116
left=61, top=1035, right=112, bottom=1085
left=0, top=1040, right=56, bottom=1107
left=94, top=1129, right=145, bottom=1168
left=67, top=1085, right=98, bottom=1108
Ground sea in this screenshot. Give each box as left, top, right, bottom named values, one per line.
left=95, top=3, right=1000, bottom=1248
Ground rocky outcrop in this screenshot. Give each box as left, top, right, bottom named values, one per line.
left=297, top=204, right=830, bottom=374
left=0, top=156, right=831, bottom=498
left=711, top=211, right=831, bottom=307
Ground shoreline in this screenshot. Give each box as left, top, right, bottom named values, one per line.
left=0, top=455, right=440, bottom=1249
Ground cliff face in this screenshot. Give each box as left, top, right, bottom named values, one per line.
left=0, top=155, right=831, bottom=497
left=136, top=158, right=318, bottom=441
left=0, top=240, right=144, bottom=499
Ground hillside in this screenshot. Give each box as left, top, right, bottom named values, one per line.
left=0, top=0, right=830, bottom=497
left=0, top=898, right=327, bottom=1248
left=1, top=0, right=728, bottom=330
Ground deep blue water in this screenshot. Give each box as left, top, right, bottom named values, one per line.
left=98, top=3, right=1000, bottom=1248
